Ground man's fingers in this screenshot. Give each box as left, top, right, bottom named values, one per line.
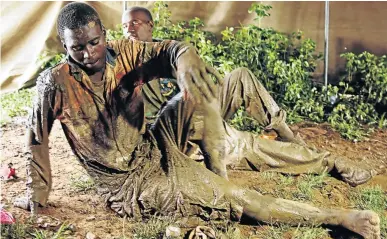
left=191, top=69, right=213, bottom=102
left=200, top=67, right=217, bottom=99
left=180, top=72, right=201, bottom=103
left=206, top=65, right=223, bottom=86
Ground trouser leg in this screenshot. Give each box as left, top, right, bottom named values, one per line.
left=222, top=123, right=334, bottom=174
left=219, top=67, right=304, bottom=145
left=150, top=92, right=227, bottom=178
left=222, top=123, right=379, bottom=185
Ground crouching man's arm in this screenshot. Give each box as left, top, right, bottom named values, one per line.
left=14, top=71, right=60, bottom=215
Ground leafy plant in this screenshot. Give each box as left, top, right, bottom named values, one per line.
left=0, top=88, right=36, bottom=126
left=228, top=106, right=263, bottom=134
left=106, top=24, right=125, bottom=41
left=37, top=51, right=66, bottom=70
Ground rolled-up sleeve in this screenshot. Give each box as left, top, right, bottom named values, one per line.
left=26, top=71, right=60, bottom=206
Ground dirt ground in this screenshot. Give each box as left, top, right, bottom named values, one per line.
left=1, top=117, right=387, bottom=238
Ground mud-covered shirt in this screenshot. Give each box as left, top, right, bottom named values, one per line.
left=26, top=39, right=190, bottom=205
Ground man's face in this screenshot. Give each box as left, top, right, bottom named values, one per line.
left=62, top=21, right=107, bottom=74
left=122, top=10, right=153, bottom=42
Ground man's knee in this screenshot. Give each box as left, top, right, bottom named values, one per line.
left=232, top=67, right=251, bottom=75
left=227, top=67, right=255, bottom=85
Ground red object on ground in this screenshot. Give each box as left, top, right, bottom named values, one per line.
left=0, top=208, right=15, bottom=224
left=7, top=168, right=16, bottom=179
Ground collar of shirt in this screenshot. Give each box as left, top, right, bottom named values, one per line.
left=67, top=46, right=119, bottom=82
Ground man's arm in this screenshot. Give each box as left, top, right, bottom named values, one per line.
left=109, top=39, right=222, bottom=103
left=22, top=71, right=59, bottom=214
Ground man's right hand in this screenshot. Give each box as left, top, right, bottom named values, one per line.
left=176, top=48, right=223, bottom=104
left=13, top=197, right=39, bottom=215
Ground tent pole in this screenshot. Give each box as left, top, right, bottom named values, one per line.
left=324, top=0, right=330, bottom=87
left=123, top=1, right=127, bottom=11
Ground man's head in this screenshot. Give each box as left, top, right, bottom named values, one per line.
left=57, top=2, right=107, bottom=74
left=8, top=163, right=13, bottom=168
left=122, top=7, right=154, bottom=42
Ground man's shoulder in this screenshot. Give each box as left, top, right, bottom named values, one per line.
left=37, top=62, right=68, bottom=88
left=107, top=39, right=128, bottom=49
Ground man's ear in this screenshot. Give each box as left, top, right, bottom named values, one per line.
left=62, top=41, right=68, bottom=52
left=149, top=21, right=154, bottom=28
left=102, top=24, right=106, bottom=36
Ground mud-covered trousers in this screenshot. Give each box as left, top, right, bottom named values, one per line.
left=141, top=67, right=335, bottom=174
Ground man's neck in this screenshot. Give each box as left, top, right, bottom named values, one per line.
left=89, top=70, right=105, bottom=83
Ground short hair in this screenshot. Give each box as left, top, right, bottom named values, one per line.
left=57, top=2, right=102, bottom=40
left=125, top=6, right=153, bottom=22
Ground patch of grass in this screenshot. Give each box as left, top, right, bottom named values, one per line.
left=350, top=185, right=386, bottom=212
left=30, top=223, right=70, bottom=239
left=292, top=225, right=330, bottom=239
left=381, top=215, right=387, bottom=239
left=278, top=174, right=295, bottom=186
left=1, top=222, right=30, bottom=238
left=255, top=224, right=292, bottom=239
left=261, top=171, right=277, bottom=180
left=350, top=185, right=387, bottom=238
left=1, top=222, right=71, bottom=239
left=133, top=215, right=178, bottom=239
left=256, top=173, right=296, bottom=199
left=294, top=171, right=328, bottom=201
left=0, top=88, right=36, bottom=126
left=51, top=223, right=71, bottom=239
left=211, top=221, right=252, bottom=239
left=256, top=223, right=329, bottom=239
left=30, top=229, right=50, bottom=239
left=70, top=174, right=95, bottom=193
left=269, top=174, right=296, bottom=199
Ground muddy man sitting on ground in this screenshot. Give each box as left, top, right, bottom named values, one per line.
left=15, top=3, right=381, bottom=238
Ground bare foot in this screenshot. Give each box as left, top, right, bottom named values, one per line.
left=341, top=210, right=380, bottom=239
